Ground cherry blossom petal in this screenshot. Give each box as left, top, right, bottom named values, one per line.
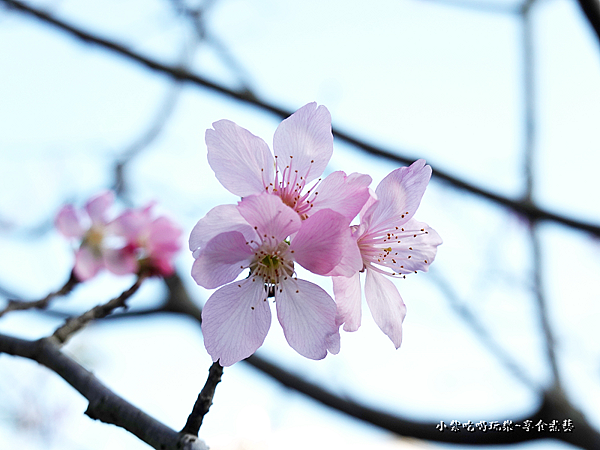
left=383, top=219, right=443, bottom=274
left=311, top=171, right=372, bottom=221
left=364, top=269, right=406, bottom=348
left=55, top=205, right=85, bottom=238
left=276, top=278, right=338, bottom=360
left=73, top=247, right=104, bottom=281
left=103, top=248, right=139, bottom=276
left=332, top=272, right=362, bottom=331
left=202, top=278, right=271, bottom=367
left=112, top=209, right=146, bottom=241
left=189, top=204, right=255, bottom=257
left=324, top=227, right=363, bottom=277
left=206, top=120, right=275, bottom=197
left=85, top=191, right=114, bottom=225
left=364, top=159, right=432, bottom=231
left=290, top=209, right=348, bottom=275
left=237, top=194, right=300, bottom=244
left=358, top=188, right=377, bottom=219
left=191, top=231, right=254, bottom=289
left=147, top=216, right=182, bottom=255
left=326, top=331, right=341, bottom=355
left=272, top=103, right=333, bottom=184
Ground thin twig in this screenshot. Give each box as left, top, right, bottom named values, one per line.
left=0, top=271, right=79, bottom=318
left=50, top=275, right=146, bottom=345
left=430, top=270, right=540, bottom=390
left=180, top=362, right=223, bottom=436
left=2, top=0, right=600, bottom=236
left=519, top=0, right=562, bottom=390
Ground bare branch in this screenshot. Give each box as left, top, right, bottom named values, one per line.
left=430, top=270, right=540, bottom=390
left=576, top=0, right=600, bottom=48
left=97, top=273, right=599, bottom=448
left=0, top=333, right=208, bottom=450
left=50, top=275, right=145, bottom=345
left=180, top=362, right=223, bottom=436
left=0, top=271, right=78, bottom=318
left=2, top=0, right=600, bottom=236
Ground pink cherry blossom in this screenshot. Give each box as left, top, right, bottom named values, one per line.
left=107, top=204, right=182, bottom=277
left=55, top=191, right=115, bottom=281
left=332, top=160, right=442, bottom=348
left=190, top=193, right=352, bottom=366
left=206, top=102, right=371, bottom=222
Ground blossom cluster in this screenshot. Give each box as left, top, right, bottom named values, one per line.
left=190, top=103, right=442, bottom=366
left=56, top=191, right=182, bottom=281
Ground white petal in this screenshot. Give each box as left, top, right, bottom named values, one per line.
left=201, top=278, right=271, bottom=367
left=364, top=269, right=406, bottom=348
left=237, top=194, right=300, bottom=244
left=384, top=219, right=443, bottom=274
left=311, top=171, right=372, bottom=221
left=191, top=231, right=254, bottom=289
left=365, top=159, right=432, bottom=231
left=272, top=103, right=333, bottom=184
left=189, top=204, right=255, bottom=255
left=206, top=120, right=275, bottom=197
left=332, top=273, right=362, bottom=332
left=276, top=278, right=338, bottom=360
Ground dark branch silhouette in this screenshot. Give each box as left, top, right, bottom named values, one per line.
left=0, top=271, right=79, bottom=318
left=181, top=362, right=223, bottom=436
left=577, top=0, right=600, bottom=47
left=0, top=333, right=208, bottom=450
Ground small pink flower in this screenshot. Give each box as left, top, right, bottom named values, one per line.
left=107, top=204, right=182, bottom=277
left=190, top=194, right=352, bottom=366
left=332, top=160, right=442, bottom=348
left=55, top=191, right=115, bottom=281
left=206, top=102, right=371, bottom=222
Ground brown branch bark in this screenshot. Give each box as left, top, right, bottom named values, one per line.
left=0, top=271, right=79, bottom=318
left=180, top=362, right=223, bottom=436
left=50, top=275, right=146, bottom=345
left=2, top=0, right=600, bottom=236
left=0, top=333, right=208, bottom=450
left=154, top=274, right=600, bottom=448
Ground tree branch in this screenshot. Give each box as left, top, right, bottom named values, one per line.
left=2, top=0, right=600, bottom=236
left=0, top=271, right=79, bottom=318
left=50, top=275, right=145, bottom=345
left=180, top=362, right=223, bottom=436
left=0, top=333, right=208, bottom=450
left=576, top=0, right=600, bottom=48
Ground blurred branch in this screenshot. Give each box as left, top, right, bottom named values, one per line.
left=418, top=0, right=519, bottom=14
left=113, top=82, right=183, bottom=201
left=3, top=0, right=600, bottom=237
left=180, top=361, right=223, bottom=436
left=519, top=0, right=563, bottom=390
left=168, top=0, right=256, bottom=93
left=430, top=270, right=540, bottom=390
left=0, top=271, right=78, bottom=318
left=576, top=0, right=600, bottom=47
left=0, top=333, right=208, bottom=450
left=50, top=275, right=145, bottom=345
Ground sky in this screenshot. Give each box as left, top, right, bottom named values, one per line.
left=1, top=0, right=599, bottom=449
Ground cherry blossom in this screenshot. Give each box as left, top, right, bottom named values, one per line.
left=332, top=160, right=442, bottom=348
left=106, top=203, right=182, bottom=277
left=205, top=102, right=371, bottom=222
left=190, top=193, right=352, bottom=366
left=55, top=191, right=115, bottom=281
left=56, top=192, right=182, bottom=280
